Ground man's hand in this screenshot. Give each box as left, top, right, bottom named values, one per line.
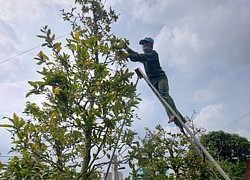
left=118, top=50, right=129, bottom=59
left=123, top=42, right=127, bottom=49
left=125, top=46, right=134, bottom=54
left=123, top=41, right=134, bottom=54
left=122, top=40, right=129, bottom=50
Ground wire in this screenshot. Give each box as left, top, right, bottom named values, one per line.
left=0, top=46, right=40, bottom=65
left=223, top=112, right=250, bottom=130
left=0, top=155, right=21, bottom=158
left=0, top=32, right=70, bottom=65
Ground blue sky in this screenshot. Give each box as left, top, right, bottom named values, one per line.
left=1, top=0, right=250, bottom=176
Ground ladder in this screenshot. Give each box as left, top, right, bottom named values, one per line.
left=134, top=68, right=230, bottom=180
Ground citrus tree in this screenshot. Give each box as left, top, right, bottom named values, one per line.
left=0, top=0, right=140, bottom=179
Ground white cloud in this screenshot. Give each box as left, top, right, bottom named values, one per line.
left=127, top=0, right=180, bottom=24
left=234, top=128, right=250, bottom=140
left=0, top=0, right=73, bottom=22
left=133, top=97, right=157, bottom=129
left=164, top=125, right=181, bottom=135
left=194, top=103, right=229, bottom=132
left=0, top=0, right=73, bottom=54
left=127, top=0, right=250, bottom=78
left=104, top=0, right=123, bottom=7
left=0, top=80, right=29, bottom=116
left=0, top=19, right=18, bottom=46
left=0, top=79, right=44, bottom=117
left=193, top=76, right=230, bottom=102
left=0, top=1, right=42, bottom=22
left=155, top=25, right=205, bottom=77
left=0, top=18, right=20, bottom=58
left=0, top=118, right=13, bottom=157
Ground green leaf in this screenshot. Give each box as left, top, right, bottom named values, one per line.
left=13, top=113, right=19, bottom=126
left=113, top=106, right=118, bottom=116
left=92, top=108, right=101, bottom=117
left=106, top=93, right=116, bottom=101
left=25, top=91, right=33, bottom=98
left=11, top=140, right=21, bottom=144
left=42, top=43, right=48, bottom=46
left=37, top=35, right=47, bottom=39
left=47, top=29, right=51, bottom=36
left=24, top=124, right=30, bottom=134
left=51, top=34, right=55, bottom=41
left=28, top=81, right=37, bottom=88
left=107, top=154, right=110, bottom=159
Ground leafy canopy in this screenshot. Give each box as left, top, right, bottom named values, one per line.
left=0, top=0, right=140, bottom=179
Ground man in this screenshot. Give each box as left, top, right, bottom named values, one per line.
left=125, top=37, right=186, bottom=128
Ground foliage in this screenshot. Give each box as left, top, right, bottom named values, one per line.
left=125, top=122, right=250, bottom=179
left=201, top=130, right=250, bottom=179
left=0, top=0, right=140, bottom=179
left=125, top=124, right=215, bottom=180
left=219, top=160, right=246, bottom=180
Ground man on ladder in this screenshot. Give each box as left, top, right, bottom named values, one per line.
left=124, top=37, right=231, bottom=180
left=125, top=37, right=186, bottom=130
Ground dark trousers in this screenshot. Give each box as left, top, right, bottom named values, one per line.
left=152, top=78, right=186, bottom=126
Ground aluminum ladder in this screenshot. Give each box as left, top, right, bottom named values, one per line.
left=135, top=68, right=230, bottom=180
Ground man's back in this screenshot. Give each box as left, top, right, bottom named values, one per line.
left=141, top=50, right=166, bottom=82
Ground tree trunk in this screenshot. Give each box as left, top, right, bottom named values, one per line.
left=80, top=98, right=95, bottom=180
left=80, top=128, right=92, bottom=180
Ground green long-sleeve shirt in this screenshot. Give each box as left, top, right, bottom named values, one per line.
left=127, top=48, right=167, bottom=83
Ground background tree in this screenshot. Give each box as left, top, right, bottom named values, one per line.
left=201, top=131, right=250, bottom=162
left=201, top=130, right=250, bottom=180
left=125, top=121, right=250, bottom=180
left=0, top=0, right=140, bottom=179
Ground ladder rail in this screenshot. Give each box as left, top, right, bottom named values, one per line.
left=183, top=132, right=220, bottom=180
left=135, top=68, right=230, bottom=180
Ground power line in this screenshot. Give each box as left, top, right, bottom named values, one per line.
left=223, top=112, right=250, bottom=130
left=0, top=46, right=41, bottom=65
left=0, top=32, right=70, bottom=65
left=0, top=156, right=21, bottom=158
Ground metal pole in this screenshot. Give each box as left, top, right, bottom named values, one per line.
left=104, top=112, right=127, bottom=180
left=104, top=94, right=138, bottom=180
left=135, top=68, right=230, bottom=180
